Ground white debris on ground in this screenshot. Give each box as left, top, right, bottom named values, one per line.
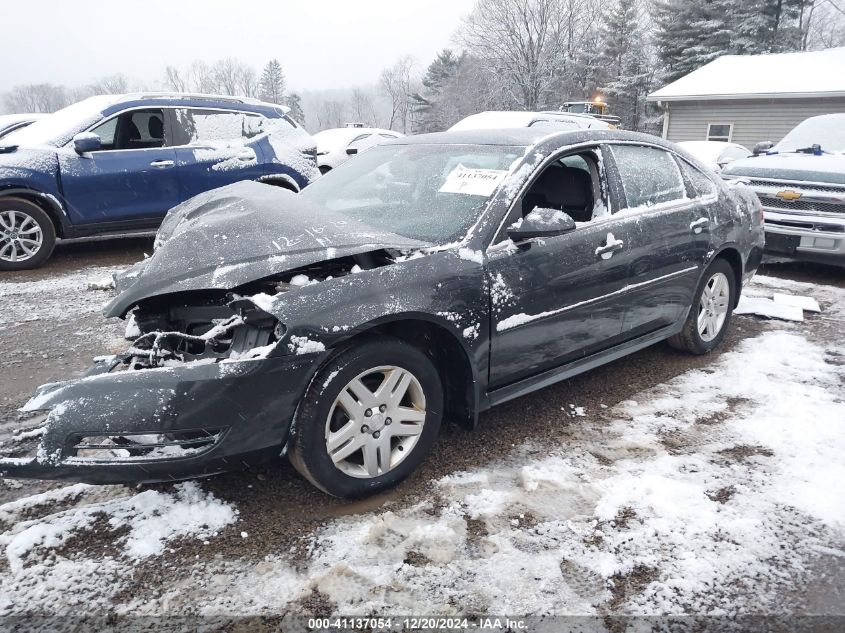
left=735, top=296, right=804, bottom=321
left=0, top=275, right=842, bottom=616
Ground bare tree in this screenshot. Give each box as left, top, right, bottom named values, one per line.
left=349, top=87, right=377, bottom=126
left=317, top=99, right=347, bottom=130
left=89, top=74, right=129, bottom=94
left=380, top=56, right=416, bottom=132
left=3, top=84, right=69, bottom=113
left=189, top=61, right=217, bottom=94
left=459, top=0, right=586, bottom=110
left=212, top=58, right=242, bottom=95
left=164, top=65, right=188, bottom=92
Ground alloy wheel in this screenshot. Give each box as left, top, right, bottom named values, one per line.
left=325, top=365, right=427, bottom=478
left=0, top=210, right=43, bottom=263
left=698, top=271, right=730, bottom=342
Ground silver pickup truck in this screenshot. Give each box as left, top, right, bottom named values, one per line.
left=721, top=113, right=845, bottom=267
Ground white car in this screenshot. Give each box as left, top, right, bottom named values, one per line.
left=314, top=127, right=404, bottom=173
left=677, top=141, right=751, bottom=173
left=449, top=110, right=613, bottom=132
left=0, top=113, right=45, bottom=140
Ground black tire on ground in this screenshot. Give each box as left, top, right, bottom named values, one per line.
left=0, top=197, right=56, bottom=271
left=668, top=257, right=737, bottom=355
left=288, top=336, right=443, bottom=498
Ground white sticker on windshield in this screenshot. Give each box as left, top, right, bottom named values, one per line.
left=438, top=164, right=508, bottom=196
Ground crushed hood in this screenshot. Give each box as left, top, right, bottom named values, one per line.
left=722, top=153, right=845, bottom=186
left=104, top=180, right=428, bottom=317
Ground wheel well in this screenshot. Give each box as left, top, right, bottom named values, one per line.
left=338, top=319, right=476, bottom=429
left=715, top=247, right=743, bottom=307
left=0, top=190, right=63, bottom=238
left=260, top=176, right=299, bottom=193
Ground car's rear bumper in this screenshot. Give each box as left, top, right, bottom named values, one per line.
left=0, top=354, right=318, bottom=485
left=763, top=209, right=845, bottom=265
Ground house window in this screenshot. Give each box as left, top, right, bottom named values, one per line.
left=707, top=123, right=733, bottom=142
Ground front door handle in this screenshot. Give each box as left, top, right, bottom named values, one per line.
left=595, top=232, right=625, bottom=260
left=690, top=217, right=710, bottom=234
left=150, top=159, right=175, bottom=168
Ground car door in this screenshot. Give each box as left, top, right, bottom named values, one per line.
left=170, top=108, right=268, bottom=200
left=58, top=108, right=180, bottom=225
left=487, top=146, right=634, bottom=388
left=606, top=144, right=711, bottom=338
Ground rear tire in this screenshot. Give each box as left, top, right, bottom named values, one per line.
left=0, top=198, right=56, bottom=271
left=289, top=336, right=443, bottom=498
left=668, top=258, right=736, bottom=355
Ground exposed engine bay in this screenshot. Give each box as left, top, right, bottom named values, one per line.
left=118, top=250, right=396, bottom=370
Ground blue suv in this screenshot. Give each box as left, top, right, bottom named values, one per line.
left=0, top=93, right=319, bottom=270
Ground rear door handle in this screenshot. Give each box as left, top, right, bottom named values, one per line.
left=690, top=218, right=710, bottom=233
left=150, top=159, right=175, bottom=169
left=236, top=150, right=256, bottom=161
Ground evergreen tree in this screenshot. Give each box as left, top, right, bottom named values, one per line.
left=595, top=0, right=655, bottom=130
left=259, top=59, right=286, bottom=104
left=412, top=49, right=463, bottom=132
left=285, top=92, right=305, bottom=124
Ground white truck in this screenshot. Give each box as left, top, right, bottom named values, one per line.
left=721, top=113, right=845, bottom=267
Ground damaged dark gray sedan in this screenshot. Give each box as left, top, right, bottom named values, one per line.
left=1, top=129, right=764, bottom=498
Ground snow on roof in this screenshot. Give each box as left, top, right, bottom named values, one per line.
left=648, top=47, right=845, bottom=102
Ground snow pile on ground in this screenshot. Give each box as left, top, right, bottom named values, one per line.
left=0, top=266, right=123, bottom=330
left=0, top=482, right=237, bottom=613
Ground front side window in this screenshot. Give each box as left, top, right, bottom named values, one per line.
left=301, top=143, right=523, bottom=244
left=707, top=123, right=732, bottom=142
left=89, top=108, right=165, bottom=151
left=519, top=148, right=607, bottom=224
left=611, top=145, right=687, bottom=210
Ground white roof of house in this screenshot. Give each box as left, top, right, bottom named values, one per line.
left=648, top=47, right=845, bottom=102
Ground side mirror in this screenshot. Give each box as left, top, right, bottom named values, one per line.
left=73, top=132, right=101, bottom=154
left=752, top=141, right=773, bottom=156
left=345, top=147, right=359, bottom=156
left=507, top=208, right=576, bottom=242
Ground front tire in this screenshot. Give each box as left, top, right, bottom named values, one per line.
left=289, top=336, right=443, bottom=498
left=0, top=198, right=56, bottom=271
left=668, top=258, right=736, bottom=355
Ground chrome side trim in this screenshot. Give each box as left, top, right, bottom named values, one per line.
left=496, top=266, right=700, bottom=332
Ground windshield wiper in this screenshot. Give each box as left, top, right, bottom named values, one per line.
left=791, top=144, right=824, bottom=155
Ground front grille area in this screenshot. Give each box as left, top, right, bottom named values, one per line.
left=760, top=196, right=845, bottom=215
left=746, top=179, right=845, bottom=195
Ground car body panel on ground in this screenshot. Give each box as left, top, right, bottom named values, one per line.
left=0, top=128, right=764, bottom=489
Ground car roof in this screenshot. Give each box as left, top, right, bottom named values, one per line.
left=386, top=128, right=663, bottom=148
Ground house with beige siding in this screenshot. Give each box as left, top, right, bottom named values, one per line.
left=647, top=47, right=845, bottom=150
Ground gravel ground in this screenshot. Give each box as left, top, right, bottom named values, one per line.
left=0, top=239, right=842, bottom=622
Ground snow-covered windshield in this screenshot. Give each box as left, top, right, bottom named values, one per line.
left=4, top=95, right=119, bottom=147
left=775, top=114, right=845, bottom=154
left=301, top=143, right=523, bottom=244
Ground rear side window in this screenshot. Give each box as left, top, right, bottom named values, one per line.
left=676, top=158, right=717, bottom=198
left=173, top=109, right=269, bottom=145
left=611, top=145, right=687, bottom=209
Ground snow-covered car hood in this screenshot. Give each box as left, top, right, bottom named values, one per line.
left=105, top=180, right=428, bottom=317
left=0, top=145, right=57, bottom=175
left=722, top=153, right=845, bottom=185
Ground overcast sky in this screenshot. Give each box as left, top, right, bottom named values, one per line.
left=0, top=0, right=477, bottom=93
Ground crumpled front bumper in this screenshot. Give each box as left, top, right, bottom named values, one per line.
left=0, top=353, right=318, bottom=485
